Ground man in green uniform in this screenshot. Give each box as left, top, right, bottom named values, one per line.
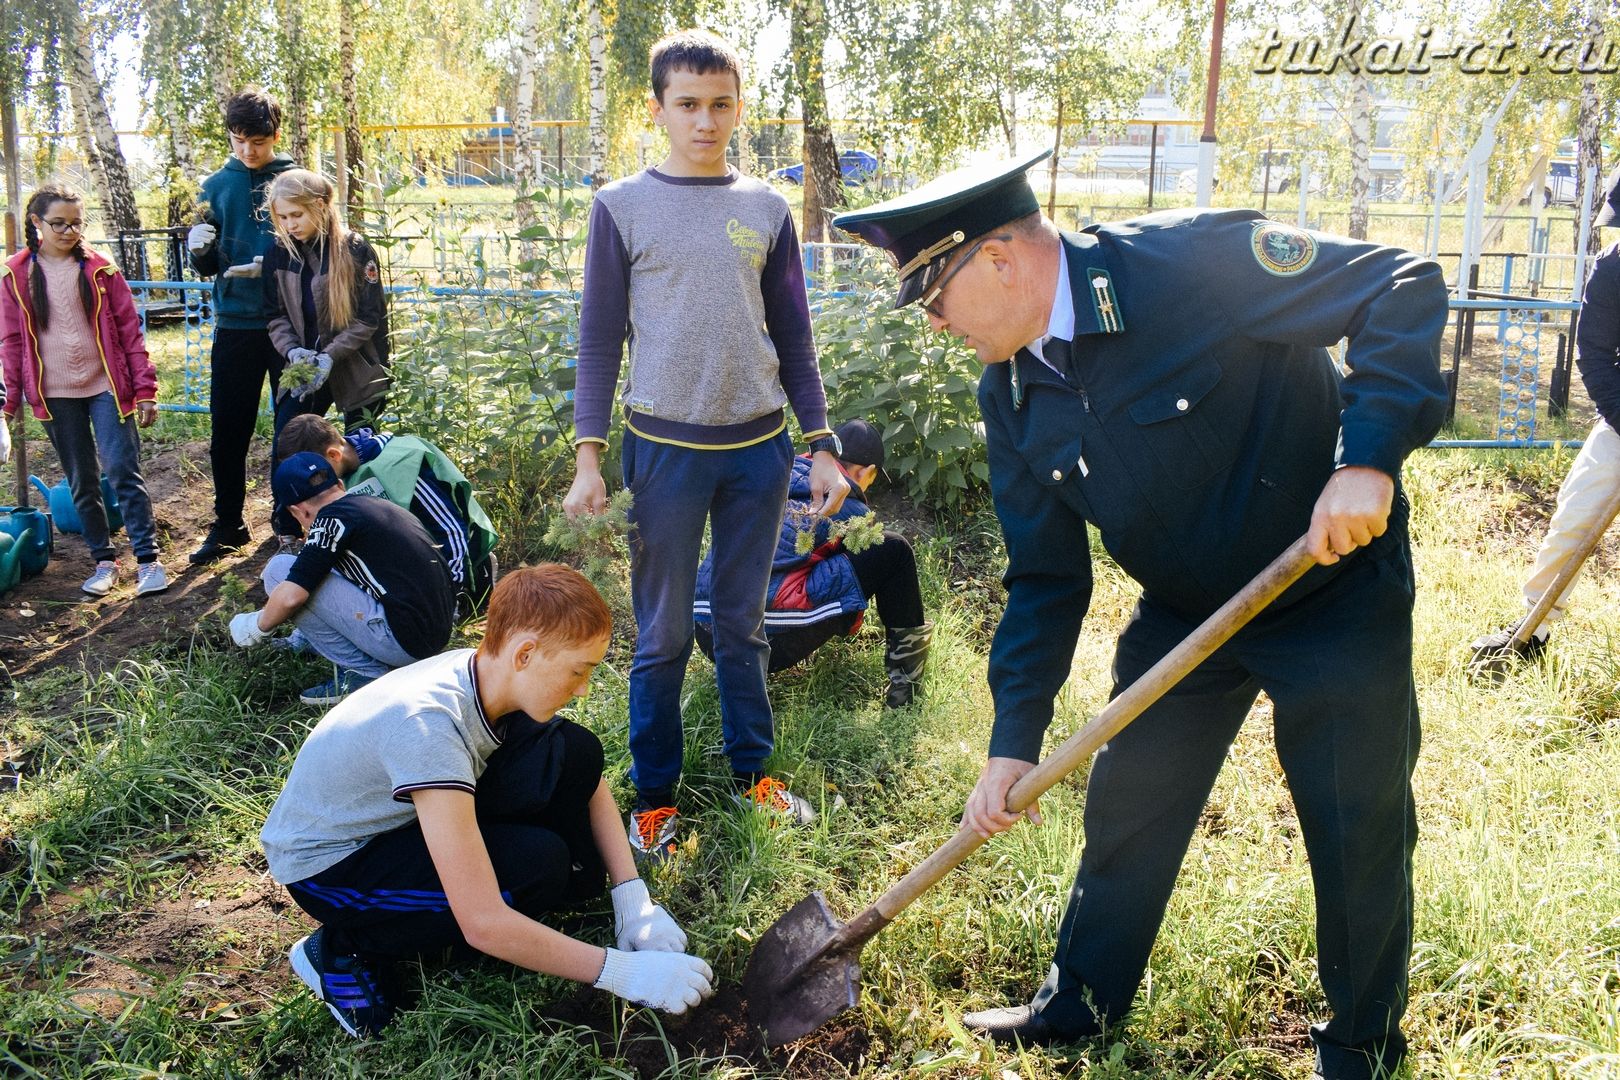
left=834, top=151, right=1448, bottom=1080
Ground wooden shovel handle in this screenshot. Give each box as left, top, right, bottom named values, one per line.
left=863, top=535, right=1318, bottom=927
left=1510, top=481, right=1620, bottom=648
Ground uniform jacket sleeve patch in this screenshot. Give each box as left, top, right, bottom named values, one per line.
left=364, top=260, right=380, bottom=284
left=1250, top=222, right=1317, bottom=276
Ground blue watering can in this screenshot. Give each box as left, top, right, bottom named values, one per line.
left=29, top=474, right=122, bottom=535
left=0, top=528, right=33, bottom=593
left=0, top=506, right=50, bottom=578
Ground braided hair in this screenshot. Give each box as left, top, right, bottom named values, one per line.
left=24, top=182, right=96, bottom=332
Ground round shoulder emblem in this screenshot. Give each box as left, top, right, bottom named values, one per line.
left=364, top=260, right=380, bottom=284
left=1250, top=222, right=1317, bottom=276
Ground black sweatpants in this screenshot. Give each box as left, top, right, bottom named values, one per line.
left=208, top=327, right=284, bottom=529
left=286, top=717, right=607, bottom=962
left=1030, top=539, right=1419, bottom=1080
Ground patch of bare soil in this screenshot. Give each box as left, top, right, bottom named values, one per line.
left=12, top=857, right=304, bottom=1022
left=540, top=982, right=882, bottom=1078
left=0, top=433, right=279, bottom=685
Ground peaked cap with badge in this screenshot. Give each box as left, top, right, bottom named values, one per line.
left=835, top=150, right=1053, bottom=308
left=845, top=147, right=1455, bottom=1080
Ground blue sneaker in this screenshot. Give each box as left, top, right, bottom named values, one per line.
left=299, top=669, right=377, bottom=706
left=288, top=928, right=394, bottom=1037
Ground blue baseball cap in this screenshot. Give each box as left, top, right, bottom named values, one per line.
left=273, top=451, right=343, bottom=507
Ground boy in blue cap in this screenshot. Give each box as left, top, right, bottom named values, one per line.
left=229, top=451, right=455, bottom=705
left=835, top=152, right=1448, bottom=1080
left=562, top=29, right=847, bottom=858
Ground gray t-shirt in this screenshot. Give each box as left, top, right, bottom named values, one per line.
left=260, top=649, right=502, bottom=884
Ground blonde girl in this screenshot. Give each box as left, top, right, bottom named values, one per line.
left=261, top=169, right=391, bottom=534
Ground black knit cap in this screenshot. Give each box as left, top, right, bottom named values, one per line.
left=1597, top=165, right=1620, bottom=227
left=834, top=418, right=884, bottom=468
left=833, top=149, right=1051, bottom=307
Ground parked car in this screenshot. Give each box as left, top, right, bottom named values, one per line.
left=769, top=149, right=879, bottom=186
left=1546, top=160, right=1578, bottom=207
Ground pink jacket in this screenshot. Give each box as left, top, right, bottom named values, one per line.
left=0, top=247, right=158, bottom=421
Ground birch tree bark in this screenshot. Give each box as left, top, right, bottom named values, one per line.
left=586, top=0, right=608, bottom=190
left=511, top=0, right=543, bottom=266
left=1346, top=68, right=1372, bottom=240
left=1576, top=0, right=1604, bottom=256
left=282, top=0, right=312, bottom=164
left=64, top=3, right=142, bottom=268
left=339, top=0, right=364, bottom=224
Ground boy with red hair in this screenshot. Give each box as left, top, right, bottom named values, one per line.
left=260, top=564, right=713, bottom=1037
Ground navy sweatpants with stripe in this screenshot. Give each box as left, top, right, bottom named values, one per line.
left=286, top=716, right=607, bottom=961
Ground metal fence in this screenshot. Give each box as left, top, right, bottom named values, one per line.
left=130, top=242, right=1592, bottom=448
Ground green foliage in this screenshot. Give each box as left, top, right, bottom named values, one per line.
left=787, top=504, right=885, bottom=555
left=542, top=488, right=634, bottom=618
left=813, top=255, right=989, bottom=510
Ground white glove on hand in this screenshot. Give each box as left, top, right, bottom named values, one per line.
left=0, top=418, right=11, bottom=465
left=229, top=611, right=271, bottom=648
left=186, top=222, right=216, bottom=253
left=593, top=948, right=713, bottom=1015
left=611, top=879, right=687, bottom=953
left=222, top=255, right=263, bottom=279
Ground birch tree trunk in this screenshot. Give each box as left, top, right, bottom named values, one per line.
left=792, top=0, right=842, bottom=242
left=64, top=5, right=143, bottom=270
left=586, top=0, right=608, bottom=190
left=339, top=0, right=364, bottom=224
left=511, top=0, right=543, bottom=267
left=1346, top=69, right=1372, bottom=239
left=1576, top=0, right=1604, bottom=256
left=205, top=3, right=239, bottom=119
left=283, top=0, right=312, bottom=164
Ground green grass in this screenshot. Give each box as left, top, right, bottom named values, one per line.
left=3, top=451, right=1620, bottom=1077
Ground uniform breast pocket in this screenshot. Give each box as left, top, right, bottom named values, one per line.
left=1124, top=358, right=1238, bottom=490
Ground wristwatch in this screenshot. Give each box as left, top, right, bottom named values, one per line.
left=807, top=433, right=842, bottom=457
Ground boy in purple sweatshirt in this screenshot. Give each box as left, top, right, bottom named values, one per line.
left=562, top=28, right=848, bottom=860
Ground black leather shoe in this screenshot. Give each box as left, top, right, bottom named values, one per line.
left=189, top=523, right=252, bottom=565
left=961, top=1004, right=1079, bottom=1046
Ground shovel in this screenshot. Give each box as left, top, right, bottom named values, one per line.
left=743, top=534, right=1320, bottom=1046
left=1505, top=481, right=1620, bottom=652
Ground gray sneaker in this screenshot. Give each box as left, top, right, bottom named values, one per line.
left=734, top=776, right=817, bottom=826
left=82, top=560, right=118, bottom=597
left=135, top=561, right=169, bottom=596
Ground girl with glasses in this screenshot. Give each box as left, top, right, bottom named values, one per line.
left=0, top=182, right=166, bottom=597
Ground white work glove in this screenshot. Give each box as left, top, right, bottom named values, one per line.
left=186, top=222, right=216, bottom=253
left=222, top=255, right=263, bottom=279
left=610, top=878, right=687, bottom=953
left=592, top=948, right=713, bottom=1015
left=0, top=418, right=11, bottom=465
left=229, top=611, right=271, bottom=648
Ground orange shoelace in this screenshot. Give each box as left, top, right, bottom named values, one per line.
left=744, top=776, right=792, bottom=812
left=634, top=806, right=678, bottom=848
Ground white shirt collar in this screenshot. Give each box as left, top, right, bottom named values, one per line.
left=1024, top=247, right=1074, bottom=371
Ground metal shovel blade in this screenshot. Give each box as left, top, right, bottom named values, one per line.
left=743, top=891, right=860, bottom=1046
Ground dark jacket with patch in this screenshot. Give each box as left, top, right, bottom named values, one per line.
left=262, top=232, right=391, bottom=412
left=191, top=154, right=299, bottom=329
left=980, top=208, right=1449, bottom=762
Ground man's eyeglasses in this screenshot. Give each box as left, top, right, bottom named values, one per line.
left=920, top=234, right=1008, bottom=318
left=41, top=219, right=86, bottom=235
